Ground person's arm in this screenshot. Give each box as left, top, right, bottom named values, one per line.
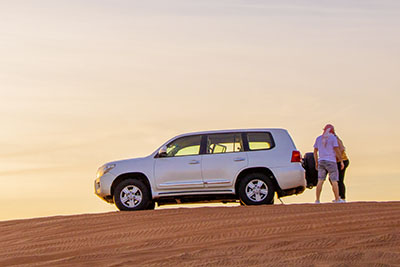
left=337, top=136, right=345, bottom=154
left=334, top=146, right=344, bottom=170
left=314, top=148, right=319, bottom=170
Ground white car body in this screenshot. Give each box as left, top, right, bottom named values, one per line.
left=95, top=128, right=306, bottom=210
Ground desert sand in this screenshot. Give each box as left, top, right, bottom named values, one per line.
left=0, top=202, right=399, bottom=266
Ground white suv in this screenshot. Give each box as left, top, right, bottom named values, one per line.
left=94, top=128, right=306, bottom=211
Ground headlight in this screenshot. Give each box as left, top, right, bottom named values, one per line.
left=96, top=164, right=116, bottom=178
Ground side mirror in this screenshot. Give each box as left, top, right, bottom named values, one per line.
left=158, top=146, right=168, bottom=158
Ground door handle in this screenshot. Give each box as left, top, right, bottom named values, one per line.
left=234, top=157, right=246, bottom=162
left=189, top=160, right=200, bottom=164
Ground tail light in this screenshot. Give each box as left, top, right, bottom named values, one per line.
left=291, top=150, right=301, bottom=162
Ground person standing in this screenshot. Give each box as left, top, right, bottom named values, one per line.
left=334, top=132, right=350, bottom=201
left=313, top=124, right=344, bottom=203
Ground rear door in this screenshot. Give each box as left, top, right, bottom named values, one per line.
left=201, top=133, right=248, bottom=188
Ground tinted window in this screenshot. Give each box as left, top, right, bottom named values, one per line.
left=166, top=135, right=201, bottom=157
left=207, top=133, right=243, bottom=154
left=247, top=132, right=274, bottom=151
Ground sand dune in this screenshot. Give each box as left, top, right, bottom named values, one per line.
left=0, top=202, right=399, bottom=266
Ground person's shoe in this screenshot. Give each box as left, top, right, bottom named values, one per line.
left=333, top=199, right=345, bottom=203
left=315, top=200, right=320, bottom=204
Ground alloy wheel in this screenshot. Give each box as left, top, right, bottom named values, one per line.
left=120, top=185, right=143, bottom=208
left=245, top=179, right=268, bottom=202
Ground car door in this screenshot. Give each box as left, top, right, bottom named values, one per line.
left=154, top=135, right=204, bottom=190
left=201, top=133, right=248, bottom=188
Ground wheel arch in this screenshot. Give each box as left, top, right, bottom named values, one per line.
left=234, top=167, right=282, bottom=195
left=111, top=172, right=153, bottom=199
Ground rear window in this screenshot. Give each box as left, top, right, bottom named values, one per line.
left=207, top=133, right=243, bottom=154
left=247, top=132, right=275, bottom=151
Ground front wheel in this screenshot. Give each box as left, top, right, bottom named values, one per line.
left=114, top=179, right=151, bottom=211
left=238, top=173, right=275, bottom=205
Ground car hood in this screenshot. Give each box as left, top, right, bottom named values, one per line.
left=106, top=156, right=152, bottom=176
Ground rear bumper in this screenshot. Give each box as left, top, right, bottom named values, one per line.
left=271, top=163, right=306, bottom=190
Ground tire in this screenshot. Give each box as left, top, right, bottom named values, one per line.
left=146, top=201, right=156, bottom=210
left=113, top=179, right=151, bottom=211
left=303, top=152, right=318, bottom=188
left=238, top=173, right=275, bottom=205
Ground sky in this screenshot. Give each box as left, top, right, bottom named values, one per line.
left=1, top=0, right=399, bottom=221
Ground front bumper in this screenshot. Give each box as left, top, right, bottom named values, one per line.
left=94, top=172, right=116, bottom=202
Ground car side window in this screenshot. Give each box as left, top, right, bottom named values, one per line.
left=207, top=133, right=243, bottom=154
left=247, top=132, right=275, bottom=151
left=166, top=135, right=201, bottom=157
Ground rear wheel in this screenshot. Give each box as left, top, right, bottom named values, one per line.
left=114, top=179, right=150, bottom=211
left=238, top=173, right=275, bottom=205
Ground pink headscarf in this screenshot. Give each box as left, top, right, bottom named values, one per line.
left=322, top=124, right=335, bottom=147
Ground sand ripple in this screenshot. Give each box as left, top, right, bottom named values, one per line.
left=0, top=202, right=399, bottom=266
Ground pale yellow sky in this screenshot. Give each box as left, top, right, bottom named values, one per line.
left=1, top=0, right=399, bottom=220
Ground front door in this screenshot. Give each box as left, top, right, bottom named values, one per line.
left=154, top=135, right=204, bottom=190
